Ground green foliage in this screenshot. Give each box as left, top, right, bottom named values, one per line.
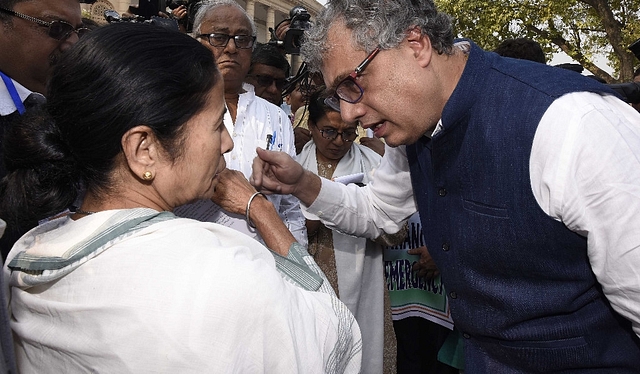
left=435, top=0, right=640, bottom=81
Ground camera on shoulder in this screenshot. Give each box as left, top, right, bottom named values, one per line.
left=103, top=9, right=179, bottom=32
left=269, top=6, right=312, bottom=55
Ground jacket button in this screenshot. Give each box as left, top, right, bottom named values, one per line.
left=442, top=243, right=450, bottom=251
left=449, top=291, right=457, bottom=299
left=438, top=188, right=447, bottom=197
left=463, top=333, right=470, bottom=339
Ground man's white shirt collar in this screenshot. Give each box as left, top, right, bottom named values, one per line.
left=0, top=77, right=32, bottom=116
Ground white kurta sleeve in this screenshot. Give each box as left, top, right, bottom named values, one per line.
left=305, top=144, right=418, bottom=239
left=530, top=92, right=640, bottom=338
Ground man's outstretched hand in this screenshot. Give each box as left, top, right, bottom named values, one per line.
left=250, top=148, right=301, bottom=194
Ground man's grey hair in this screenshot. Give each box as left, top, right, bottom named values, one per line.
left=192, top=0, right=256, bottom=36
left=301, top=0, right=454, bottom=71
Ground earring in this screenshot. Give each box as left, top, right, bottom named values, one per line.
left=142, top=171, right=153, bottom=181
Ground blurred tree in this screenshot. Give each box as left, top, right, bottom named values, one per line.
left=435, top=0, right=640, bottom=82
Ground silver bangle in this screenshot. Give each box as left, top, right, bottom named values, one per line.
left=245, top=191, right=266, bottom=228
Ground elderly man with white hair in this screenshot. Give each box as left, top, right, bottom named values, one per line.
left=174, top=0, right=308, bottom=248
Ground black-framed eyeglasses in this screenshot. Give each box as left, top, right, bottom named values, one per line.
left=324, top=47, right=381, bottom=112
left=196, top=33, right=256, bottom=49
left=318, top=128, right=358, bottom=142
left=0, top=8, right=89, bottom=40
left=247, top=74, right=287, bottom=91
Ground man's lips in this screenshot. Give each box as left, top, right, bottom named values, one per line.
left=218, top=60, right=239, bottom=66
left=362, top=121, right=385, bottom=135
left=361, top=121, right=383, bottom=130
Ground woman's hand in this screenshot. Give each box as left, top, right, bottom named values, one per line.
left=211, top=169, right=256, bottom=216
left=213, top=168, right=296, bottom=256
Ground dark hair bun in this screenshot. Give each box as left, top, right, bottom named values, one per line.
left=0, top=109, right=80, bottom=229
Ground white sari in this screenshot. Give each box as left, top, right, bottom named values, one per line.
left=298, top=141, right=385, bottom=374
left=5, top=208, right=362, bottom=373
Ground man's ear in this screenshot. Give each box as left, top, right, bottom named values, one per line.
left=121, top=125, right=160, bottom=181
left=405, top=26, right=432, bottom=68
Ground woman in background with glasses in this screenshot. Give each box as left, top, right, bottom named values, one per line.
left=297, top=89, right=397, bottom=374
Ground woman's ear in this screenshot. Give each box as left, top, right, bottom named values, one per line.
left=121, top=125, right=161, bottom=181
left=405, top=26, right=432, bottom=68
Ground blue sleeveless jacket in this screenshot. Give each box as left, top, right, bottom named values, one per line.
left=406, top=41, right=640, bottom=372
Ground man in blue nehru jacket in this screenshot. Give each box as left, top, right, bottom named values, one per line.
left=251, top=0, right=640, bottom=371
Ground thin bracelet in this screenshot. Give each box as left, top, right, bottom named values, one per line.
left=245, top=191, right=266, bottom=228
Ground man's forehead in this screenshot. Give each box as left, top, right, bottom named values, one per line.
left=321, top=27, right=364, bottom=89
left=202, top=22, right=252, bottom=34
left=324, top=22, right=355, bottom=54
left=250, top=64, right=286, bottom=77
left=202, top=7, right=252, bottom=33
left=16, top=0, right=82, bottom=25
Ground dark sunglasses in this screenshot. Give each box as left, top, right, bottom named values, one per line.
left=247, top=74, right=287, bottom=91
left=0, top=8, right=89, bottom=41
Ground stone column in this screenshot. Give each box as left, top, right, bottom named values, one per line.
left=114, top=0, right=129, bottom=15
left=266, top=6, right=275, bottom=35
left=246, top=0, right=255, bottom=20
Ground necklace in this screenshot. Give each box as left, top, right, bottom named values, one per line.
left=74, top=209, right=97, bottom=215
left=316, top=159, right=335, bottom=179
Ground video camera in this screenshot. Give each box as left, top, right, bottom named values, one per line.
left=165, top=0, right=199, bottom=32
left=269, top=6, right=312, bottom=55
left=104, top=9, right=179, bottom=32
left=609, top=38, right=640, bottom=104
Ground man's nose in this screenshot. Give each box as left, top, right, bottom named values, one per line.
left=339, top=101, right=365, bottom=124
left=224, top=38, right=238, bottom=53
left=59, top=31, right=80, bottom=52
left=268, top=81, right=281, bottom=93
